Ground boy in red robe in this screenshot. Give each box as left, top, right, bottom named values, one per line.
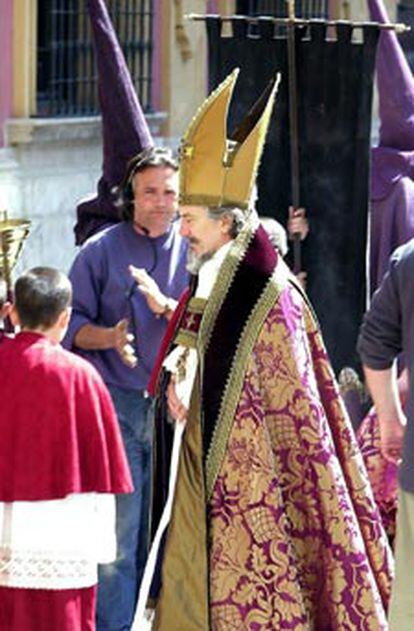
left=0, top=267, right=133, bottom=630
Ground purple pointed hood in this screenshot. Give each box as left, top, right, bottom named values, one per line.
left=75, top=0, right=153, bottom=245
left=369, top=0, right=414, bottom=200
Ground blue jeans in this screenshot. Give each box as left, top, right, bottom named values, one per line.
left=97, top=386, right=153, bottom=631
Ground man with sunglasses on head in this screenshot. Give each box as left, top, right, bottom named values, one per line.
left=64, top=147, right=188, bottom=630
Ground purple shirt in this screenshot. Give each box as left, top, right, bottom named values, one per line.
left=64, top=222, right=189, bottom=391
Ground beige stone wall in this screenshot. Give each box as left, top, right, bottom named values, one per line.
left=164, top=0, right=236, bottom=141
left=340, top=0, right=397, bottom=21
left=12, top=0, right=36, bottom=117
left=163, top=0, right=208, bottom=140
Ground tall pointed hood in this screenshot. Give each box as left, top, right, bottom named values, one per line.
left=369, top=0, right=414, bottom=201
left=368, top=0, right=414, bottom=151
left=368, top=0, right=414, bottom=294
left=75, top=0, right=153, bottom=245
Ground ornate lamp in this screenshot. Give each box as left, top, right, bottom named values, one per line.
left=0, top=210, right=31, bottom=292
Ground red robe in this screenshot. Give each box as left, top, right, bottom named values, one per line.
left=0, top=331, right=133, bottom=630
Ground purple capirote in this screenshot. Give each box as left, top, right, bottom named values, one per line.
left=369, top=0, right=414, bottom=152
left=75, top=0, right=153, bottom=245
left=368, top=0, right=414, bottom=291
left=64, top=222, right=189, bottom=391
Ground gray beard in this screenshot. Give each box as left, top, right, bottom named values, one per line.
left=185, top=248, right=215, bottom=274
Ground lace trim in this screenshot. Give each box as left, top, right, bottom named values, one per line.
left=0, top=548, right=97, bottom=589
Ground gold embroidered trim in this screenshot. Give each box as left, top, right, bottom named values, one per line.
left=173, top=297, right=206, bottom=349
left=197, top=213, right=259, bottom=362
left=175, top=330, right=198, bottom=349
left=288, top=275, right=319, bottom=325
left=187, top=297, right=207, bottom=313
left=176, top=347, right=190, bottom=382
left=205, top=262, right=291, bottom=500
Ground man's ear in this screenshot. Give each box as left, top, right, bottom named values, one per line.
left=9, top=304, right=20, bottom=327
left=220, top=214, right=233, bottom=235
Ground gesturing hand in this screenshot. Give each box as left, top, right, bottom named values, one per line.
left=112, top=318, right=137, bottom=368
left=379, top=415, right=406, bottom=465
left=287, top=207, right=309, bottom=241
left=129, top=266, right=176, bottom=317
left=167, top=376, right=188, bottom=424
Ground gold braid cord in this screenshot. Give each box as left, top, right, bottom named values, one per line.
left=174, top=0, right=193, bottom=61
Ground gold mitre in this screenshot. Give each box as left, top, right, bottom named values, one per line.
left=179, top=68, right=280, bottom=209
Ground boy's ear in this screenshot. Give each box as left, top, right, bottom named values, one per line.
left=57, top=306, right=71, bottom=330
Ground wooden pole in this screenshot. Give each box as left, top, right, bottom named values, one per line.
left=286, top=0, right=302, bottom=274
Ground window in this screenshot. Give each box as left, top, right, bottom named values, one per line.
left=236, top=1, right=329, bottom=18
left=36, top=0, right=154, bottom=117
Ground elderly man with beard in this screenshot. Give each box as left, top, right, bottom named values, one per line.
left=131, top=70, right=393, bottom=631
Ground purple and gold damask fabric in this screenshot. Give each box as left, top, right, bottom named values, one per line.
left=209, top=286, right=393, bottom=629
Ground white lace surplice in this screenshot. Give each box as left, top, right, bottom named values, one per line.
left=0, top=493, right=116, bottom=589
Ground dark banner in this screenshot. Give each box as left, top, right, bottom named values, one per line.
left=206, top=17, right=379, bottom=374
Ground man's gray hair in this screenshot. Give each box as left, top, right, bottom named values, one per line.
left=260, top=217, right=288, bottom=257
left=207, top=206, right=247, bottom=238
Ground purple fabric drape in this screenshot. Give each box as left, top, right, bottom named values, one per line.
left=369, top=0, right=414, bottom=292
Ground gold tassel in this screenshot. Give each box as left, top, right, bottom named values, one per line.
left=174, top=0, right=193, bottom=61
left=342, top=1, right=351, bottom=20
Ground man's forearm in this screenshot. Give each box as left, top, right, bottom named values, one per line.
left=363, top=364, right=406, bottom=463
left=363, top=365, right=401, bottom=421
left=73, top=323, right=116, bottom=350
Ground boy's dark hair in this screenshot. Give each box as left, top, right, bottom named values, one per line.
left=14, top=267, right=72, bottom=330
left=0, top=277, right=7, bottom=310
left=116, top=146, right=178, bottom=221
